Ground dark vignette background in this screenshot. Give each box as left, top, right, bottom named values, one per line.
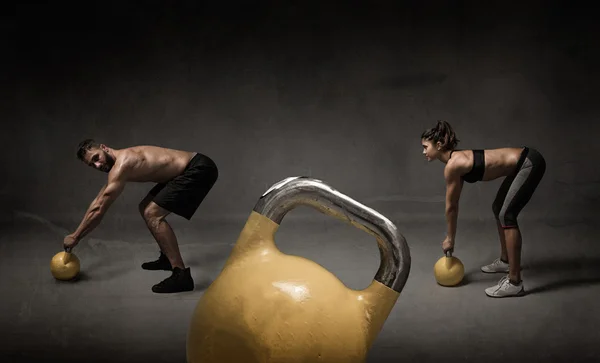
left=1, top=1, right=599, bottom=362
left=3, top=0, right=599, bottom=225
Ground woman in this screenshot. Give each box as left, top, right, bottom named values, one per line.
left=421, top=120, right=546, bottom=297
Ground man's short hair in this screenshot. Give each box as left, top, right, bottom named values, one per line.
left=77, top=139, right=100, bottom=161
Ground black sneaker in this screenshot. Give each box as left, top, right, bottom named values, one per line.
left=141, top=252, right=172, bottom=271
left=152, top=267, right=195, bottom=293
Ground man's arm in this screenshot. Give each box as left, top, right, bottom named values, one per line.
left=72, top=176, right=126, bottom=241
left=444, top=165, right=463, bottom=242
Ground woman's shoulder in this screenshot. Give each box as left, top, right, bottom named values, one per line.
left=450, top=149, right=472, bottom=164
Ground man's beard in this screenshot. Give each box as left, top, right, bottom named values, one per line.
left=102, top=152, right=115, bottom=172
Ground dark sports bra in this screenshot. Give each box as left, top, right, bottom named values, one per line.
left=450, top=149, right=485, bottom=183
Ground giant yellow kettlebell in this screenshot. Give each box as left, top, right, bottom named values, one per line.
left=186, top=177, right=411, bottom=363
left=433, top=251, right=464, bottom=287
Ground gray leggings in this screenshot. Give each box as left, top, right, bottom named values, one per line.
left=492, top=147, right=546, bottom=228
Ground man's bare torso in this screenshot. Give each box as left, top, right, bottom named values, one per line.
left=111, top=146, right=196, bottom=184
left=448, top=147, right=524, bottom=181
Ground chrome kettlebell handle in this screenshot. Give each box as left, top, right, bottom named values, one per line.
left=253, top=176, right=411, bottom=293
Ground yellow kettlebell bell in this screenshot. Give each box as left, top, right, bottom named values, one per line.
left=50, top=249, right=81, bottom=281
left=433, top=250, right=464, bottom=287
left=186, top=177, right=412, bottom=363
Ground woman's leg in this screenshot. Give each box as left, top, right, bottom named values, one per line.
left=485, top=147, right=546, bottom=297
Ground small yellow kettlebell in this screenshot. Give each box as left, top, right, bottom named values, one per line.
left=50, top=249, right=81, bottom=281
left=433, top=251, right=464, bottom=287
left=186, top=177, right=412, bottom=363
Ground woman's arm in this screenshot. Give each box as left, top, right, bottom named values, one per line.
left=444, top=165, right=464, bottom=242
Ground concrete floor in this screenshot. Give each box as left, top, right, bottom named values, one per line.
left=2, top=211, right=599, bottom=363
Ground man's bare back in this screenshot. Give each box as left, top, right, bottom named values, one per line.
left=109, top=146, right=197, bottom=184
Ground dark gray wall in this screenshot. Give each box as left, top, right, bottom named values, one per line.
left=3, top=1, right=599, bottom=227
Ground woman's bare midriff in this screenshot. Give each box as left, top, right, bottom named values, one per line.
left=118, top=146, right=197, bottom=183
left=481, top=147, right=524, bottom=181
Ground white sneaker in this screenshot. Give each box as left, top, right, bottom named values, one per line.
left=481, top=258, right=509, bottom=273
left=485, top=275, right=525, bottom=298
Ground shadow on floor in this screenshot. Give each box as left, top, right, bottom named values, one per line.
left=527, top=277, right=600, bottom=294
left=187, top=244, right=233, bottom=291
left=524, top=256, right=600, bottom=272
left=194, top=280, right=213, bottom=291
left=185, top=244, right=232, bottom=269
left=524, top=256, right=600, bottom=294
left=53, top=242, right=233, bottom=289
left=53, top=265, right=134, bottom=284
left=464, top=269, right=498, bottom=284
left=80, top=258, right=136, bottom=282
left=462, top=256, right=600, bottom=293
left=435, top=274, right=473, bottom=287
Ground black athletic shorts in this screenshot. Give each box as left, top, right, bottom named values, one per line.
left=149, top=153, right=218, bottom=220
left=492, top=147, right=546, bottom=228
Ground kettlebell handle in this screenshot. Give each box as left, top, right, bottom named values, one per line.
left=253, top=177, right=411, bottom=293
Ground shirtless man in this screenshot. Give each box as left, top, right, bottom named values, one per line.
left=421, top=121, right=546, bottom=297
left=63, top=139, right=219, bottom=294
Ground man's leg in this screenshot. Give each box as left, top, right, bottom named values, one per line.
left=139, top=192, right=172, bottom=271
left=142, top=201, right=185, bottom=269
left=140, top=159, right=218, bottom=293
left=142, top=201, right=194, bottom=293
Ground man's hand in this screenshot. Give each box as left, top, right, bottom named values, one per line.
left=442, top=236, right=454, bottom=254
left=63, top=234, right=79, bottom=251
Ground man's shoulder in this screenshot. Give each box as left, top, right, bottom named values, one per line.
left=109, top=154, right=137, bottom=181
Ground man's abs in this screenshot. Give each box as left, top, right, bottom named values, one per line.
left=120, top=146, right=197, bottom=183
